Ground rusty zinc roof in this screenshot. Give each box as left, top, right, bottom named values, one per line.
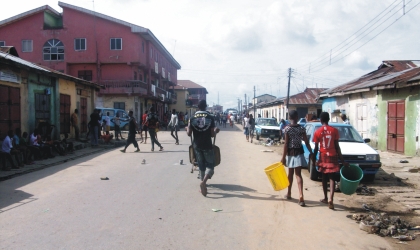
left=176, top=80, right=208, bottom=93
left=321, top=60, right=420, bottom=97
left=285, top=88, right=327, bottom=105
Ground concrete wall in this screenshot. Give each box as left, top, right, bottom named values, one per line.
left=377, top=86, right=420, bottom=156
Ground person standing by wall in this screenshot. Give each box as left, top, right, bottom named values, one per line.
left=104, top=112, right=111, bottom=135
left=90, top=110, right=100, bottom=147
left=168, top=109, right=179, bottom=145
left=71, top=109, right=79, bottom=141
left=281, top=110, right=313, bottom=207
left=1, top=130, right=22, bottom=170
left=341, top=114, right=350, bottom=124
left=313, top=112, right=349, bottom=210
left=145, top=106, right=163, bottom=151
left=120, top=111, right=140, bottom=153
left=186, top=100, right=220, bottom=197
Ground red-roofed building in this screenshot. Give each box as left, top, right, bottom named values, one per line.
left=0, top=1, right=180, bottom=122
left=171, top=80, right=208, bottom=117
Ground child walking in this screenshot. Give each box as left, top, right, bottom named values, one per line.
left=281, top=110, right=313, bottom=206
left=313, top=112, right=349, bottom=209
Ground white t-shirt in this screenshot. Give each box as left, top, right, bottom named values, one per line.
left=105, top=116, right=111, bottom=126
left=243, top=117, right=250, bottom=128
left=1, top=135, right=13, bottom=153
left=169, top=113, right=178, bottom=126
left=30, top=133, right=39, bottom=146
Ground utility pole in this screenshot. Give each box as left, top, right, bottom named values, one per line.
left=244, top=93, right=247, bottom=113
left=253, top=86, right=256, bottom=118
left=286, top=68, right=292, bottom=119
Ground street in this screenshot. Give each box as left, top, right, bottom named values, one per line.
left=1, top=125, right=393, bottom=250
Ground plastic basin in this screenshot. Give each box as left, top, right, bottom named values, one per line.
left=264, top=162, right=289, bottom=191
left=340, top=164, right=364, bottom=195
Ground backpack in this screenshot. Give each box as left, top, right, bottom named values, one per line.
left=147, top=113, right=158, bottom=127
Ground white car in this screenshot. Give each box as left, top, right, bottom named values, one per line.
left=302, top=122, right=381, bottom=182
left=254, top=118, right=280, bottom=141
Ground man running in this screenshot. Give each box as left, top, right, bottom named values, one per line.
left=313, top=112, right=349, bottom=209
left=120, top=111, right=140, bottom=153
left=168, top=109, right=179, bottom=145
left=186, top=100, right=220, bottom=197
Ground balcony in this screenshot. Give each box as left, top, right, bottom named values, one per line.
left=99, top=80, right=148, bottom=95
left=188, top=94, right=206, bottom=101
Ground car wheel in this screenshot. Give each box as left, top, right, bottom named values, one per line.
left=363, top=174, right=375, bottom=183
left=309, top=160, right=318, bottom=181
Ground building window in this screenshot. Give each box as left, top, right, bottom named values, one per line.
left=150, top=48, right=153, bottom=58
left=134, top=71, right=137, bottom=80
left=110, top=38, right=122, bottom=50
left=142, top=41, right=144, bottom=53
left=78, top=70, right=92, bottom=81
left=0, top=41, right=6, bottom=46
left=74, top=38, right=86, bottom=51
left=114, top=102, right=125, bottom=110
left=43, top=39, right=64, bottom=61
left=22, top=40, right=33, bottom=52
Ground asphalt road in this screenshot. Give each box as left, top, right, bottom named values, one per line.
left=0, top=125, right=392, bottom=250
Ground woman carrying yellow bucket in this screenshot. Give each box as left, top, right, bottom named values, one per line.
left=281, top=111, right=314, bottom=207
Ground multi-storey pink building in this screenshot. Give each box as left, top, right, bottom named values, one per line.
left=0, top=1, right=180, bottom=122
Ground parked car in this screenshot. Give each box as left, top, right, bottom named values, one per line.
left=94, top=108, right=130, bottom=130
left=302, top=122, right=381, bottom=182
left=298, top=118, right=306, bottom=126
left=254, top=118, right=280, bottom=141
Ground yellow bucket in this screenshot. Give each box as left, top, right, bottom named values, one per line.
left=264, top=162, right=290, bottom=191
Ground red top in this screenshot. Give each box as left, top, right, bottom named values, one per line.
left=313, top=125, right=339, bottom=156
left=142, top=114, right=148, bottom=125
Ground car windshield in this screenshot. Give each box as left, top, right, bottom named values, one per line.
left=314, top=125, right=364, bottom=143
left=258, top=119, right=279, bottom=126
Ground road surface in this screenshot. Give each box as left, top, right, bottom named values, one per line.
left=0, top=126, right=392, bottom=249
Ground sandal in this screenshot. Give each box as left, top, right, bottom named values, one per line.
left=159, top=147, right=164, bottom=151
left=328, top=201, right=334, bottom=210
left=284, top=195, right=292, bottom=200
left=299, top=198, right=306, bottom=207
left=320, top=199, right=328, bottom=204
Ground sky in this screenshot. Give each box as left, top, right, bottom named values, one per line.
left=2, top=0, right=420, bottom=109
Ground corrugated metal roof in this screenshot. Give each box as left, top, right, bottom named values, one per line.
left=256, top=88, right=326, bottom=107
left=176, top=80, right=208, bottom=93
left=58, top=1, right=181, bottom=69
left=0, top=50, right=49, bottom=72
left=321, top=60, right=420, bottom=97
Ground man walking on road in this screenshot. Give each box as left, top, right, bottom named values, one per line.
left=168, top=109, right=179, bottom=145
left=120, top=111, right=140, bottom=153
left=71, top=109, right=79, bottom=140
left=145, top=106, right=164, bottom=151
left=186, top=100, right=220, bottom=197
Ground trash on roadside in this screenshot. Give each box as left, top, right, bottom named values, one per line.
left=212, top=209, right=223, bottom=212
left=399, top=160, right=409, bottom=163
left=179, top=160, right=183, bottom=165
left=100, top=177, right=109, bottom=180
left=142, top=159, right=146, bottom=164
left=350, top=212, right=416, bottom=241
left=261, top=150, right=274, bottom=152
left=356, top=185, right=376, bottom=196
left=44, top=208, right=49, bottom=213
left=362, top=203, right=370, bottom=211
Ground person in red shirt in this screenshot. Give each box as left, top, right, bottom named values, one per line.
left=141, top=111, right=148, bottom=144
left=313, top=112, right=348, bottom=209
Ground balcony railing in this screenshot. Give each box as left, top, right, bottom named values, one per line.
left=188, top=94, right=206, bottom=100
left=99, top=80, right=148, bottom=95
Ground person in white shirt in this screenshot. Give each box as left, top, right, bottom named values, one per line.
left=105, top=112, right=111, bottom=135
left=168, top=109, right=179, bottom=145
left=243, top=114, right=250, bottom=142
left=1, top=130, right=21, bottom=169
left=341, top=114, right=350, bottom=124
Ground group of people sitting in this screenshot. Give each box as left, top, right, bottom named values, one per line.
left=0, top=127, right=74, bottom=171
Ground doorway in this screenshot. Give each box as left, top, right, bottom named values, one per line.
left=387, top=101, right=405, bottom=153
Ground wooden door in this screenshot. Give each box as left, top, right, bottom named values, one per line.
left=80, top=97, right=87, bottom=133
left=387, top=101, right=405, bottom=153
left=60, top=94, right=71, bottom=134
left=0, top=85, right=20, bottom=139
left=35, top=93, right=50, bottom=125
left=357, top=104, right=367, bottom=138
